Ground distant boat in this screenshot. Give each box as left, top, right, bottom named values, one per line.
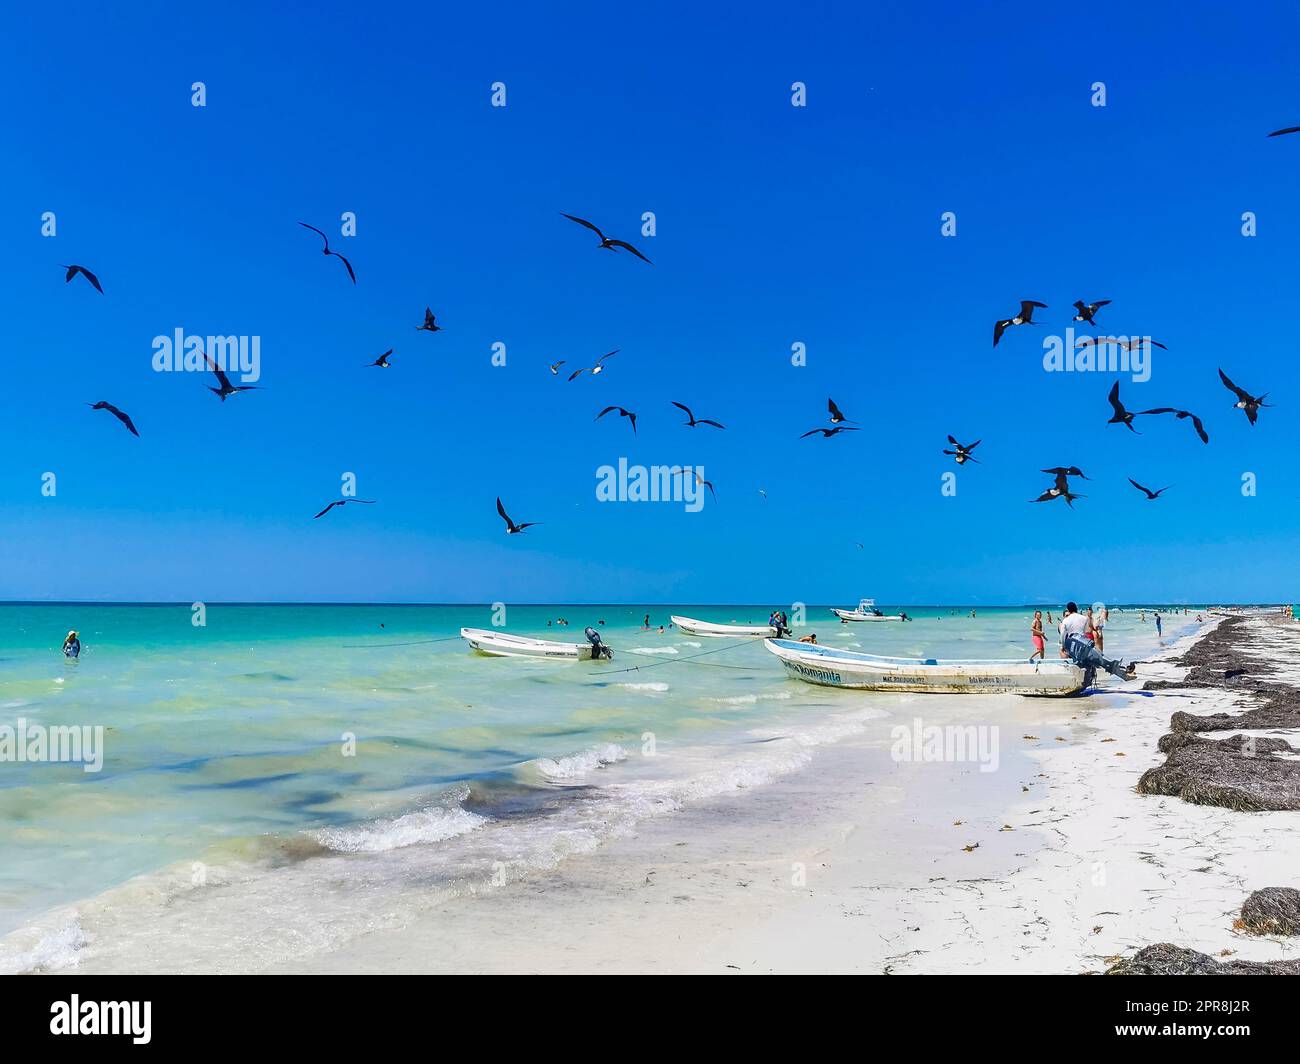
left=831, top=598, right=905, bottom=622
left=460, top=628, right=613, bottom=661
left=671, top=615, right=777, bottom=638
left=765, top=639, right=1084, bottom=696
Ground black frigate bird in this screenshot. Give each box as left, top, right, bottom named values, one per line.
left=560, top=213, right=652, bottom=264
left=87, top=401, right=138, bottom=436
left=298, top=222, right=356, bottom=284
left=993, top=300, right=1047, bottom=346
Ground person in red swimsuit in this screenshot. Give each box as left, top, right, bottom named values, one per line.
left=1030, top=611, right=1045, bottom=661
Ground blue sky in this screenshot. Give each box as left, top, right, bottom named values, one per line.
left=1, top=0, right=1298, bottom=604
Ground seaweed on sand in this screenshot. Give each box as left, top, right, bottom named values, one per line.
left=1105, top=943, right=1300, bottom=975
left=1137, top=732, right=1300, bottom=812
left=1238, top=887, right=1300, bottom=937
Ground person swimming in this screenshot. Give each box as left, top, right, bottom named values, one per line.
left=62, top=630, right=81, bottom=659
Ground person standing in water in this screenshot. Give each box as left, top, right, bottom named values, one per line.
left=1094, top=604, right=1108, bottom=653
left=1030, top=611, right=1045, bottom=661
left=1155, top=611, right=1162, bottom=639
left=62, top=630, right=81, bottom=659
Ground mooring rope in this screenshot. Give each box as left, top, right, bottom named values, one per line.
left=597, top=639, right=762, bottom=675
left=339, top=635, right=464, bottom=649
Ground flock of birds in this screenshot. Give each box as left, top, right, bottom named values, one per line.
left=979, top=295, right=1271, bottom=508
left=69, top=123, right=1293, bottom=530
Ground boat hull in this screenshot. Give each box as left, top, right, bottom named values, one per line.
left=765, top=639, right=1083, bottom=696
left=460, top=628, right=599, bottom=660
left=670, top=615, right=777, bottom=637
left=832, top=608, right=904, bottom=622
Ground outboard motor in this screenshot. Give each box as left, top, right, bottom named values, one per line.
left=584, top=626, right=613, bottom=660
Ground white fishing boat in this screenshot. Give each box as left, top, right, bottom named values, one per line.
left=831, top=598, right=905, bottom=622
left=670, top=615, right=778, bottom=638
left=765, top=639, right=1084, bottom=696
left=460, top=628, right=613, bottom=661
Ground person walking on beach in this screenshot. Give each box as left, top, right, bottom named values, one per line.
left=1030, top=611, right=1045, bottom=661
left=1059, top=602, right=1135, bottom=685
left=62, top=630, right=81, bottom=659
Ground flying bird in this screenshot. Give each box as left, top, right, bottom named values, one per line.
left=1268, top=126, right=1300, bottom=137
left=560, top=213, right=652, bottom=264
left=86, top=401, right=139, bottom=437
left=313, top=499, right=376, bottom=519
left=1106, top=381, right=1167, bottom=433
left=1218, top=368, right=1270, bottom=425
left=1034, top=470, right=1086, bottom=508
left=416, top=308, right=442, bottom=333
left=1128, top=478, right=1170, bottom=500
left=595, top=405, right=637, bottom=434
left=671, top=402, right=725, bottom=429
left=549, top=361, right=566, bottom=375
left=1076, top=335, right=1167, bottom=352
left=62, top=264, right=103, bottom=294
left=496, top=497, right=540, bottom=534
left=298, top=222, right=355, bottom=284
left=828, top=398, right=852, bottom=424
left=1041, top=466, right=1089, bottom=480
left=1144, top=407, right=1210, bottom=444
left=671, top=467, right=717, bottom=501
left=943, top=436, right=980, bottom=464
left=568, top=350, right=619, bottom=381
left=800, top=426, right=859, bottom=439
left=204, top=353, right=260, bottom=401
left=365, top=350, right=392, bottom=368
left=993, top=301, right=1047, bottom=347
left=1072, top=300, right=1111, bottom=326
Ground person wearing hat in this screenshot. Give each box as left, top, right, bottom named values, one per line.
left=62, top=630, right=81, bottom=659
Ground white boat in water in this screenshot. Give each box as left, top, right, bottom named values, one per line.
left=460, top=628, right=613, bottom=661
left=765, top=639, right=1083, bottom=696
left=832, top=598, right=905, bottom=622
left=670, top=615, right=777, bottom=638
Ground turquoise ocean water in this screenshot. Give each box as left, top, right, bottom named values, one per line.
left=0, top=602, right=1201, bottom=972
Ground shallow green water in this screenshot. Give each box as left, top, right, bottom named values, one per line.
left=0, top=602, right=1197, bottom=971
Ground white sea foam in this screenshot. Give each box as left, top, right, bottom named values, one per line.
left=748, top=708, right=889, bottom=747
left=631, top=646, right=676, bottom=656
left=0, top=918, right=88, bottom=975
left=711, top=691, right=794, bottom=705
left=313, top=805, right=486, bottom=854
left=532, top=743, right=628, bottom=780
left=615, top=681, right=669, bottom=693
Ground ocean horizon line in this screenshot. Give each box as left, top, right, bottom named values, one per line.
left=0, top=600, right=1261, bottom=609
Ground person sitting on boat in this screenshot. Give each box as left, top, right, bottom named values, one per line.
left=62, top=630, right=81, bottom=659
left=1058, top=602, right=1135, bottom=684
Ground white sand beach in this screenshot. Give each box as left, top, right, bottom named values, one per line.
left=285, top=614, right=1300, bottom=974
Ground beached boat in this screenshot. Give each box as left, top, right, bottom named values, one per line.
left=460, top=628, right=613, bottom=661
left=670, top=615, right=778, bottom=638
left=831, top=598, right=905, bottom=622
left=765, top=639, right=1084, bottom=696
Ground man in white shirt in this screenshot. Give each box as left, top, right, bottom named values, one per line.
left=1059, top=601, right=1136, bottom=683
